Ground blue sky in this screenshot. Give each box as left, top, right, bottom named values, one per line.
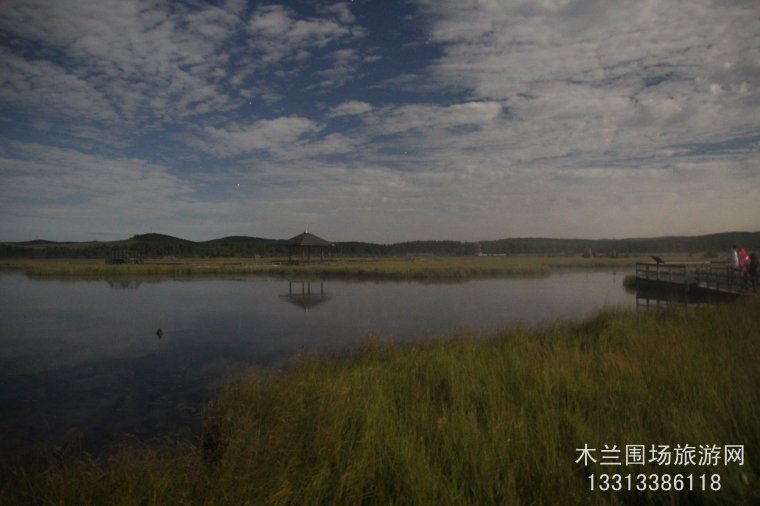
left=1, top=0, right=758, bottom=242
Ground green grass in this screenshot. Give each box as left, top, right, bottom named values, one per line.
left=1, top=257, right=553, bottom=280
left=2, top=297, right=758, bottom=505
left=0, top=254, right=698, bottom=280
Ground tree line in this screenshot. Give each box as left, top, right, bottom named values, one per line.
left=1, top=231, right=758, bottom=259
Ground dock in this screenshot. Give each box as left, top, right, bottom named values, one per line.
left=635, top=262, right=754, bottom=297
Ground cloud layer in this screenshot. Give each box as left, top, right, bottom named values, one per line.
left=0, top=0, right=758, bottom=242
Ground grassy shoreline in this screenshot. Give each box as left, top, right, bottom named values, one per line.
left=0, top=254, right=702, bottom=280
left=2, top=296, right=758, bottom=504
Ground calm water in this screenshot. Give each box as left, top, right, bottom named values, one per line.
left=0, top=270, right=634, bottom=460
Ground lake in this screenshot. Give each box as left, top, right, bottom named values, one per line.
left=0, top=270, right=634, bottom=460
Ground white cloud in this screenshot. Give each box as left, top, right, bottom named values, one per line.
left=0, top=141, right=191, bottom=202
left=246, top=4, right=359, bottom=64
left=388, top=0, right=760, bottom=238
left=0, top=0, right=242, bottom=127
left=415, top=0, right=759, bottom=142
left=0, top=141, right=200, bottom=239
left=0, top=0, right=369, bottom=138
left=320, top=3, right=356, bottom=24
left=329, top=100, right=374, bottom=117
left=0, top=0, right=758, bottom=242
left=311, top=48, right=363, bottom=90
left=363, top=101, right=503, bottom=137
left=0, top=48, right=120, bottom=122
left=189, top=117, right=322, bottom=158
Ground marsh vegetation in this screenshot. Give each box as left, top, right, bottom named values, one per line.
left=2, top=296, right=758, bottom=505
left=0, top=254, right=699, bottom=281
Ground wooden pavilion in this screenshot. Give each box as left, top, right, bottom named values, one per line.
left=285, top=230, right=332, bottom=264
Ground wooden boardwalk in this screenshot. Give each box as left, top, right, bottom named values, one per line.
left=635, top=262, right=754, bottom=296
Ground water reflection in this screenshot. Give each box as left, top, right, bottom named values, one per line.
left=635, top=292, right=709, bottom=310
left=107, top=280, right=143, bottom=290
left=634, top=285, right=739, bottom=311
left=280, top=280, right=332, bottom=311
left=0, top=270, right=635, bottom=461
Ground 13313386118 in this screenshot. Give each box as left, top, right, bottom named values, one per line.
left=588, top=473, right=721, bottom=492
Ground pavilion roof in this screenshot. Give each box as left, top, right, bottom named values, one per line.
left=285, top=231, right=331, bottom=247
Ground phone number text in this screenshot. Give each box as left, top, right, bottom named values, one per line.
left=588, top=473, right=721, bottom=492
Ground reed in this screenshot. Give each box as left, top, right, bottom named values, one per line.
left=2, top=297, right=758, bottom=505
left=2, top=254, right=694, bottom=280
left=3, top=257, right=554, bottom=280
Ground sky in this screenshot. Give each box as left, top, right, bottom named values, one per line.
left=1, top=0, right=759, bottom=243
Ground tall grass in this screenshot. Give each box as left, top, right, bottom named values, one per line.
left=3, top=257, right=553, bottom=280
left=2, top=254, right=695, bottom=280
left=2, top=298, right=758, bottom=504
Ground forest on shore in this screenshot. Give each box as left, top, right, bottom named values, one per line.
left=1, top=230, right=759, bottom=259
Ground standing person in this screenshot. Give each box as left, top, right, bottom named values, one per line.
left=730, top=245, right=740, bottom=271
left=738, top=247, right=749, bottom=290
left=749, top=252, right=758, bottom=292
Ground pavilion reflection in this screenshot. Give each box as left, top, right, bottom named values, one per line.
left=106, top=280, right=143, bottom=290
left=280, top=280, right=332, bottom=312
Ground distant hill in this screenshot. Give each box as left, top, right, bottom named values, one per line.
left=14, top=239, right=60, bottom=246
left=334, top=240, right=478, bottom=256
left=480, top=232, right=760, bottom=257
left=130, top=233, right=194, bottom=244
left=202, top=236, right=280, bottom=246
left=1, top=231, right=758, bottom=259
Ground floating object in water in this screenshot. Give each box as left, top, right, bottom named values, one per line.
left=155, top=327, right=194, bottom=339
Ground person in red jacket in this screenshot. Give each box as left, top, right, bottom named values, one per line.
left=738, top=247, right=749, bottom=289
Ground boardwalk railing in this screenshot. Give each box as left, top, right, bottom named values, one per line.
left=635, top=262, right=705, bottom=285
left=635, top=262, right=749, bottom=295
left=694, top=264, right=748, bottom=293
